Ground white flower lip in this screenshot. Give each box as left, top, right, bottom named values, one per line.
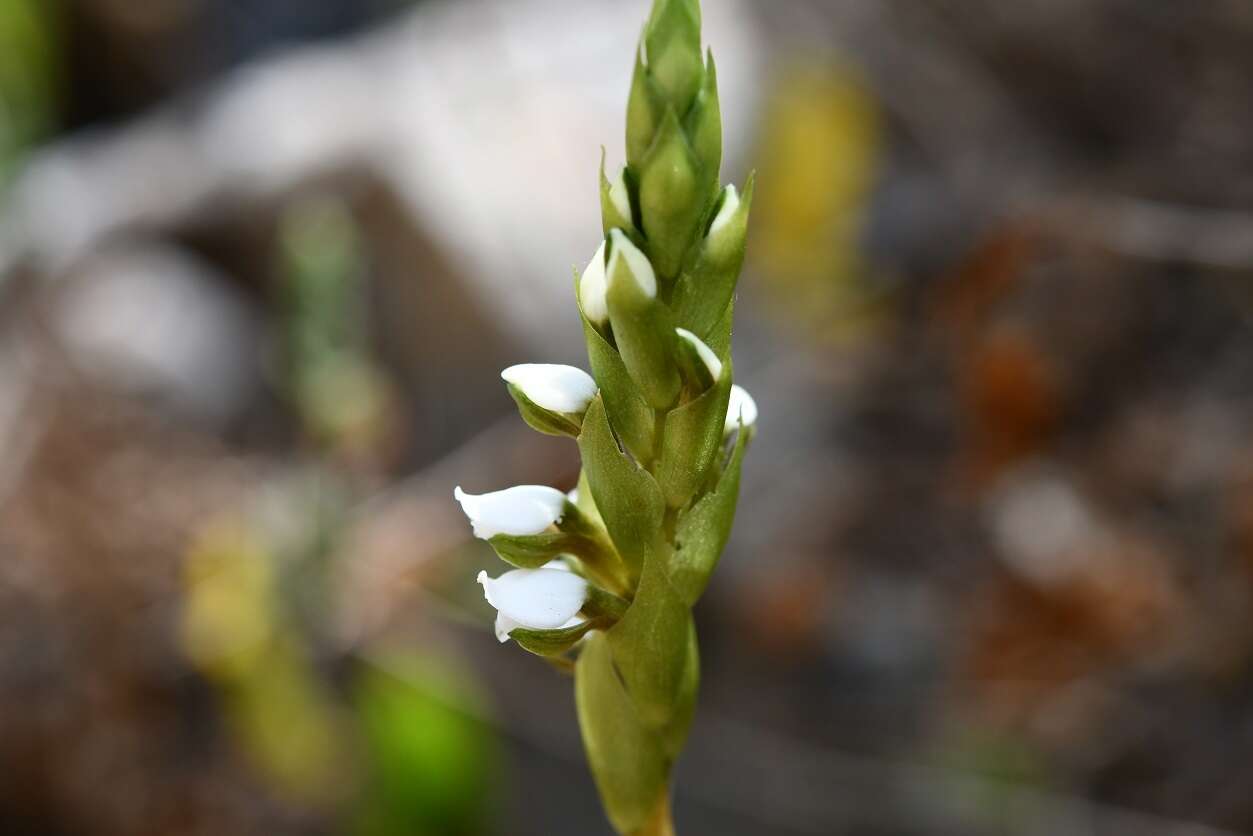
left=579, top=240, right=610, bottom=325
left=607, top=229, right=657, bottom=299
left=709, top=185, right=740, bottom=237
left=454, top=485, right=567, bottom=539
left=724, top=384, right=757, bottom=434
left=478, top=567, right=588, bottom=642
left=675, top=328, right=723, bottom=381
left=501, top=364, right=597, bottom=414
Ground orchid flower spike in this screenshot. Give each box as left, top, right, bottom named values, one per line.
left=724, top=383, right=757, bottom=435
left=478, top=566, right=588, bottom=643
left=454, top=485, right=567, bottom=540
left=502, top=364, right=597, bottom=414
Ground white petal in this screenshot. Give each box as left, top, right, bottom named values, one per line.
left=709, top=185, right=740, bottom=237
left=609, top=167, right=633, bottom=224
left=724, top=384, right=758, bottom=435
left=501, top=364, right=597, bottom=414
left=676, top=328, right=723, bottom=380
left=477, top=568, right=588, bottom=630
left=494, top=612, right=522, bottom=643
left=579, top=240, right=609, bottom=325
left=454, top=485, right=566, bottom=539
left=607, top=229, right=656, bottom=299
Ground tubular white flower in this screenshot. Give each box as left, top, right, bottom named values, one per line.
left=579, top=240, right=610, bottom=325
left=478, top=567, right=588, bottom=642
left=724, top=383, right=758, bottom=435
left=501, top=364, right=597, bottom=414
left=708, top=184, right=740, bottom=237
left=454, top=485, right=566, bottom=539
left=607, top=228, right=657, bottom=299
left=675, top=328, right=722, bottom=380
left=609, top=167, right=633, bottom=225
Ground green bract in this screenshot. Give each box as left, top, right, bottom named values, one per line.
left=460, top=2, right=756, bottom=833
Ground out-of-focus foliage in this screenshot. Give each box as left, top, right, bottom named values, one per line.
left=751, top=62, right=884, bottom=337
left=0, top=0, right=56, bottom=187
left=181, top=519, right=347, bottom=804
left=280, top=197, right=392, bottom=453
left=352, top=654, right=499, bottom=836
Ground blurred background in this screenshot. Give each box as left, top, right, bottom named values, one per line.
left=2, top=0, right=1253, bottom=834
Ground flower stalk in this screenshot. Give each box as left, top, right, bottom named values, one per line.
left=453, top=1, right=755, bottom=832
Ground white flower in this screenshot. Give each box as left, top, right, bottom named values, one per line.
left=454, top=485, right=566, bottom=540
left=501, top=364, right=597, bottom=414
left=478, top=566, right=588, bottom=643
left=724, top=384, right=757, bottom=435
left=579, top=240, right=610, bottom=325
left=607, top=228, right=657, bottom=299
left=675, top=327, right=723, bottom=380
left=709, top=184, right=740, bottom=237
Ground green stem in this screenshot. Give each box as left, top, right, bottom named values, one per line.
left=635, top=789, right=676, bottom=836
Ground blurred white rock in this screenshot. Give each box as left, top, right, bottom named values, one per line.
left=2, top=0, right=764, bottom=348
left=56, top=244, right=263, bottom=424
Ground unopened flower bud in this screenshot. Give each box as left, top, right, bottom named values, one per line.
left=503, top=364, right=596, bottom=414
left=724, top=383, right=757, bottom=435
left=600, top=156, right=635, bottom=235
left=579, top=239, right=610, bottom=326
left=675, top=327, right=722, bottom=391
left=454, top=485, right=566, bottom=540
left=671, top=176, right=754, bottom=340
left=643, top=0, right=704, bottom=114
left=478, top=567, right=588, bottom=643
left=606, top=229, right=680, bottom=408
left=638, top=109, right=704, bottom=280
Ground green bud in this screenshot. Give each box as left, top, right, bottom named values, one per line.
left=670, top=174, right=754, bottom=340
left=626, top=41, right=664, bottom=170
left=643, top=0, right=703, bottom=114
left=684, top=50, right=722, bottom=189
left=600, top=152, right=636, bottom=236
left=605, top=229, right=680, bottom=409
left=638, top=109, right=705, bottom=280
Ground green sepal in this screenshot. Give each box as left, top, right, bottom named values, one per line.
left=584, top=585, right=631, bottom=621
left=655, top=361, right=732, bottom=509
left=638, top=108, right=706, bottom=281
left=579, top=292, right=655, bottom=464
left=705, top=297, right=734, bottom=361
left=487, top=531, right=588, bottom=569
left=626, top=39, right=665, bottom=170
left=670, top=425, right=748, bottom=606
left=511, top=618, right=601, bottom=657
left=607, top=551, right=692, bottom=730
left=505, top=382, right=582, bottom=437
left=684, top=50, right=722, bottom=190
left=577, top=396, right=665, bottom=585
left=575, top=631, right=668, bottom=834
left=643, top=0, right=703, bottom=115
left=671, top=174, right=754, bottom=341
left=606, top=236, right=681, bottom=409
left=600, top=150, right=636, bottom=236
left=660, top=621, right=699, bottom=760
